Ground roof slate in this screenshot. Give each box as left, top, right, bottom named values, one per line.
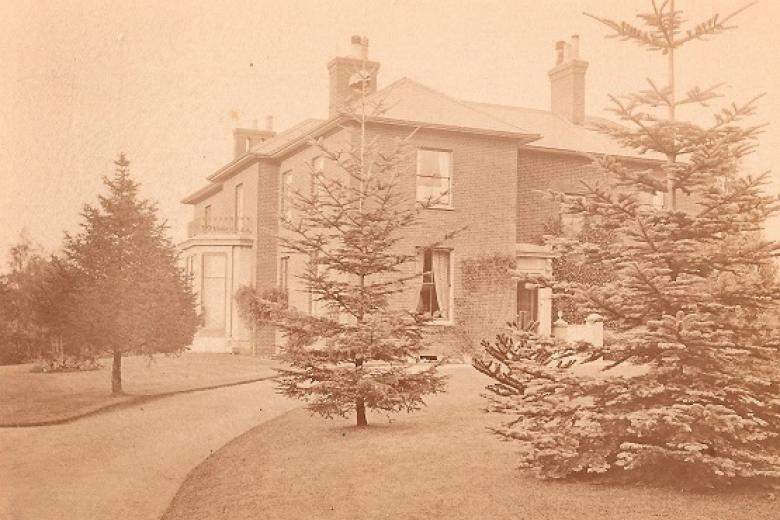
left=250, top=118, right=325, bottom=155
left=463, top=100, right=661, bottom=160
left=359, top=78, right=535, bottom=138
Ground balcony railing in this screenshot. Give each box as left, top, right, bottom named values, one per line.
left=187, top=216, right=253, bottom=237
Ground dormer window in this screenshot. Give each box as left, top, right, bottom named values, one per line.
left=416, top=149, right=452, bottom=208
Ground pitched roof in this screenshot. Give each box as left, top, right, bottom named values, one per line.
left=462, top=100, right=661, bottom=161
left=358, top=78, right=538, bottom=141
left=250, top=118, right=325, bottom=156
left=184, top=77, right=661, bottom=204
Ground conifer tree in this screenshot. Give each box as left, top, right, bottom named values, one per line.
left=238, top=67, right=449, bottom=427
left=475, top=1, right=780, bottom=487
left=64, top=154, right=199, bottom=394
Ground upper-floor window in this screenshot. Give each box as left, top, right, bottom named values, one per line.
left=416, top=149, right=452, bottom=208
left=416, top=247, right=452, bottom=321
left=234, top=183, right=244, bottom=231
left=281, top=171, right=293, bottom=220
left=311, top=157, right=324, bottom=197
left=204, top=204, right=212, bottom=229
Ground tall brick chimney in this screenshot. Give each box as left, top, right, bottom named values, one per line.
left=548, top=35, right=588, bottom=125
left=327, top=35, right=380, bottom=117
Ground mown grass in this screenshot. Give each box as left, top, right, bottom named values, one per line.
left=162, top=365, right=775, bottom=520
left=0, top=353, right=277, bottom=425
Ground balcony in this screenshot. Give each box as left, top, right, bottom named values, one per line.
left=187, top=216, right=254, bottom=238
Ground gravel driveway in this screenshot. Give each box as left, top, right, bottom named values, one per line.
left=0, top=380, right=297, bottom=520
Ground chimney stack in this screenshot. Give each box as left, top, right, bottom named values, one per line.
left=327, top=35, right=380, bottom=117
left=233, top=115, right=276, bottom=158
left=548, top=35, right=588, bottom=125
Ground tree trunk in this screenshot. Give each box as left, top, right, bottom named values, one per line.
left=111, top=350, right=123, bottom=395
left=356, top=397, right=367, bottom=427
left=355, top=356, right=367, bottom=426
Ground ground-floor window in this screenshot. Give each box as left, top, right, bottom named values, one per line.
left=279, top=256, right=290, bottom=299
left=416, top=248, right=451, bottom=321
left=517, top=282, right=538, bottom=329
left=202, top=253, right=227, bottom=331
left=308, top=253, right=322, bottom=316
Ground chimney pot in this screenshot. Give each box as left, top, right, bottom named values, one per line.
left=265, top=115, right=273, bottom=131
left=563, top=42, right=572, bottom=62
left=548, top=36, right=588, bottom=124
left=327, top=35, right=380, bottom=117
left=555, top=40, right=565, bottom=65
left=252, top=118, right=258, bottom=129
left=350, top=34, right=366, bottom=59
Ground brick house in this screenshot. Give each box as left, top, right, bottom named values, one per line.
left=180, top=35, right=662, bottom=357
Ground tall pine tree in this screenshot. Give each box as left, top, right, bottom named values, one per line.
left=65, top=154, right=199, bottom=394
left=475, top=1, right=780, bottom=487
left=238, top=67, right=449, bottom=427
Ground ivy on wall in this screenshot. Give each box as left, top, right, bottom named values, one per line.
left=455, top=253, right=517, bottom=355
left=460, top=253, right=516, bottom=291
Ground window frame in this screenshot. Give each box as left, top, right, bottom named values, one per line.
left=200, top=252, right=227, bottom=333
left=279, top=256, right=290, bottom=298
left=311, top=156, right=325, bottom=197
left=516, top=282, right=539, bottom=330
left=651, top=190, right=665, bottom=210
left=234, top=183, right=244, bottom=231
left=203, top=204, right=212, bottom=230
left=416, top=247, right=454, bottom=324
left=416, top=148, right=453, bottom=209
left=280, top=170, right=293, bottom=220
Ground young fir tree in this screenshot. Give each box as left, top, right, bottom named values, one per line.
left=64, top=154, right=199, bottom=394
left=238, top=66, right=449, bottom=427
left=475, top=2, right=780, bottom=487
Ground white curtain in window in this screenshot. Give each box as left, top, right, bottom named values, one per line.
left=432, top=250, right=449, bottom=319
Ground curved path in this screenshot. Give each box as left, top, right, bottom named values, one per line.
left=0, top=380, right=297, bottom=520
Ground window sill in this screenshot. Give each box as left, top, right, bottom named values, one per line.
left=422, top=320, right=454, bottom=327
left=421, top=205, right=454, bottom=211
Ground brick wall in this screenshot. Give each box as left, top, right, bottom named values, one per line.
left=252, top=159, right=281, bottom=356
left=251, top=123, right=522, bottom=360
left=365, top=125, right=520, bottom=359
left=516, top=148, right=692, bottom=243
left=517, top=147, right=603, bottom=243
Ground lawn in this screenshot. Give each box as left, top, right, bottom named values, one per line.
left=162, top=365, right=775, bottom=520
left=0, top=353, right=278, bottom=426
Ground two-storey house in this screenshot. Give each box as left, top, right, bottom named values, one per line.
left=180, top=35, right=662, bottom=357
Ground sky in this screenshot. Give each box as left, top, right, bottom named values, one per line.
left=2, top=0, right=779, bottom=268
